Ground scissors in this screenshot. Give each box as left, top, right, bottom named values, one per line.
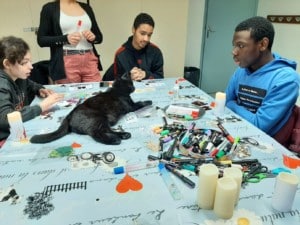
left=242, top=163, right=276, bottom=184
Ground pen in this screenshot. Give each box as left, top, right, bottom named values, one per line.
left=113, top=160, right=159, bottom=174
left=163, top=137, right=178, bottom=160
left=165, top=164, right=196, bottom=188
left=158, top=139, right=164, bottom=159
left=217, top=123, right=234, bottom=143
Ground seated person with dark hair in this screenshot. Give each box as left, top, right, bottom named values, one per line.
left=106, top=13, right=164, bottom=81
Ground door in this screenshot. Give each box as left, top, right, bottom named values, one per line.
left=200, top=0, right=258, bottom=94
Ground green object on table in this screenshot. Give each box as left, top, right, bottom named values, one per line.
left=49, top=146, right=74, bottom=158
left=246, top=173, right=269, bottom=183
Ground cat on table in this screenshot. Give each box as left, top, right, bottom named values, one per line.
left=30, top=73, right=152, bottom=145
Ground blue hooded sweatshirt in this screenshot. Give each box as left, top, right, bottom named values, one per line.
left=226, top=53, right=300, bottom=136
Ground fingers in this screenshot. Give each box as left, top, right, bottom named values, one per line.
left=52, top=93, right=65, bottom=102
left=67, top=33, right=81, bottom=45
left=39, top=89, right=55, bottom=98
left=130, top=68, right=145, bottom=81
left=82, top=30, right=95, bottom=41
left=39, top=93, right=64, bottom=112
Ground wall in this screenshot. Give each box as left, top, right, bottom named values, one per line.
left=0, top=0, right=188, bottom=78
left=184, top=0, right=300, bottom=74
left=257, top=0, right=300, bottom=73
left=184, top=0, right=205, bottom=68
left=95, top=0, right=189, bottom=77
left=1, top=0, right=300, bottom=77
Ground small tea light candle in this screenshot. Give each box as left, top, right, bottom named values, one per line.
left=213, top=177, right=237, bottom=219
left=197, top=164, right=219, bottom=209
left=223, top=167, right=243, bottom=205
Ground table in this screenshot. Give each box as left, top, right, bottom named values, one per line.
left=0, top=78, right=299, bottom=225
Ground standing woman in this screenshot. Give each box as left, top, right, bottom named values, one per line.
left=37, top=0, right=103, bottom=84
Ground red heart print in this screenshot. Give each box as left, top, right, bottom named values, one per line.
left=116, top=173, right=143, bottom=193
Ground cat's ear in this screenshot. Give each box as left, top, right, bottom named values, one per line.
left=121, top=72, right=131, bottom=80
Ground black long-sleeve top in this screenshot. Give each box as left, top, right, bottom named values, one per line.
left=113, top=36, right=164, bottom=79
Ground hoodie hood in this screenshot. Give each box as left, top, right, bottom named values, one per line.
left=245, top=53, right=297, bottom=75
left=123, top=36, right=149, bottom=55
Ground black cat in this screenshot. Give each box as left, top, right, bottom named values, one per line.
left=30, top=74, right=152, bottom=145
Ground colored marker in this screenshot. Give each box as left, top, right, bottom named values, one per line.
left=217, top=122, right=234, bottom=143
left=76, top=20, right=82, bottom=32
left=163, top=137, right=178, bottom=160
left=180, top=122, right=196, bottom=145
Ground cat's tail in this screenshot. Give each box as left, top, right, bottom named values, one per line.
left=30, top=119, right=70, bottom=144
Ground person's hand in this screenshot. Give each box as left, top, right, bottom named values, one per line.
left=130, top=67, right=146, bottom=81
left=39, top=93, right=65, bottom=112
left=39, top=88, right=54, bottom=98
left=67, top=32, right=81, bottom=46
left=82, top=30, right=96, bottom=42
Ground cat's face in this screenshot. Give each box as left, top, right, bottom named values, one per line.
left=112, top=73, right=135, bottom=94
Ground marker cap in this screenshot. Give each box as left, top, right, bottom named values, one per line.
left=113, top=166, right=125, bottom=174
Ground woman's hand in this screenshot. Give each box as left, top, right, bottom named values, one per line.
left=67, top=32, right=82, bottom=46
left=82, top=30, right=96, bottom=42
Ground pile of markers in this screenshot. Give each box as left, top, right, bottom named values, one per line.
left=154, top=120, right=239, bottom=162
left=147, top=120, right=266, bottom=189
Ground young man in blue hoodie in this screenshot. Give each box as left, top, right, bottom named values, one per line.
left=226, top=16, right=300, bottom=145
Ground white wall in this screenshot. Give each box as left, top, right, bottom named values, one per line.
left=184, top=0, right=300, bottom=74
left=94, top=0, right=189, bottom=77
left=0, top=0, right=188, bottom=78
left=1, top=0, right=300, bottom=77
left=184, top=0, right=205, bottom=68
left=257, top=0, right=300, bottom=73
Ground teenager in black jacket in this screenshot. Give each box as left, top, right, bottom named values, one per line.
left=111, top=13, right=164, bottom=81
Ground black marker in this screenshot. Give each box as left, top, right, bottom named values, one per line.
left=163, top=137, right=178, bottom=160
left=165, top=164, right=195, bottom=188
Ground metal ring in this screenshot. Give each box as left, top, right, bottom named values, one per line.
left=102, top=152, right=115, bottom=163
left=80, top=152, right=93, bottom=160
left=67, top=155, right=79, bottom=162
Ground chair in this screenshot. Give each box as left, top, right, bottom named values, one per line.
left=102, top=63, right=115, bottom=81
left=29, top=60, right=51, bottom=85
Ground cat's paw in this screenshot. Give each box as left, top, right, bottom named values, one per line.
left=117, top=132, right=131, bottom=140
left=105, top=136, right=122, bottom=145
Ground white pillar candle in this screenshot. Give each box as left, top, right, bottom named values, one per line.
left=7, top=111, right=26, bottom=141
left=272, top=172, right=299, bottom=212
left=223, top=167, right=243, bottom=205
left=214, top=92, right=226, bottom=115
left=197, top=164, right=219, bottom=209
left=213, top=177, right=237, bottom=219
